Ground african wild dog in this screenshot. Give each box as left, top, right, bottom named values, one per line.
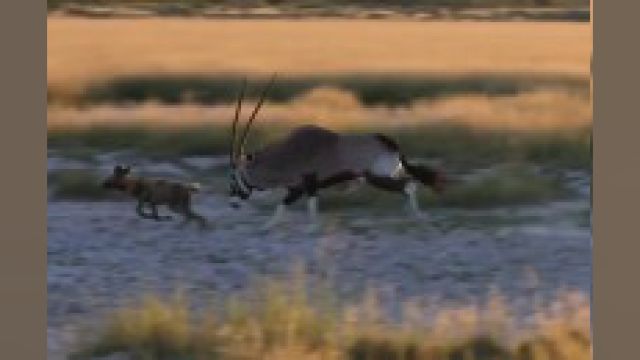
left=102, top=165, right=207, bottom=229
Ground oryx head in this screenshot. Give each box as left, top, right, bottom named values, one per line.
left=228, top=74, right=276, bottom=208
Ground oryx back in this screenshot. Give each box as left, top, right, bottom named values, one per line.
left=247, top=125, right=401, bottom=188
left=336, top=133, right=402, bottom=178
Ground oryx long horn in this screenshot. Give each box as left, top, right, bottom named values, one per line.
left=238, top=73, right=277, bottom=156
left=230, top=78, right=247, bottom=166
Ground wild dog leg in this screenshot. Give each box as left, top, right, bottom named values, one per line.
left=150, top=203, right=172, bottom=221
left=186, top=210, right=208, bottom=229
left=136, top=199, right=155, bottom=219
left=171, top=198, right=207, bottom=229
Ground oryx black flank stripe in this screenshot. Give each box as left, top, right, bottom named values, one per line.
left=373, top=133, right=400, bottom=152
left=400, top=155, right=439, bottom=188
left=318, top=171, right=359, bottom=189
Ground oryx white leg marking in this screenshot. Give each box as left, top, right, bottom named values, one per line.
left=404, top=181, right=425, bottom=218
left=306, top=196, right=322, bottom=232
left=307, top=196, right=319, bottom=223
left=263, top=203, right=287, bottom=230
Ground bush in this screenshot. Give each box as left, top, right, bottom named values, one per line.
left=73, top=74, right=588, bottom=108
left=317, top=163, right=569, bottom=211
left=50, top=170, right=110, bottom=200
left=70, top=270, right=591, bottom=360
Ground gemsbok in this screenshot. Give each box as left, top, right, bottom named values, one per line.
left=228, top=76, right=446, bottom=230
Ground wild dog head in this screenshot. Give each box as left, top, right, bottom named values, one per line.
left=228, top=75, right=276, bottom=208
left=102, top=165, right=131, bottom=191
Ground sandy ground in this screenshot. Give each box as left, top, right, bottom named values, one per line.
left=47, top=154, right=591, bottom=358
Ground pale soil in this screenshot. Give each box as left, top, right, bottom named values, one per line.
left=47, top=153, right=591, bottom=358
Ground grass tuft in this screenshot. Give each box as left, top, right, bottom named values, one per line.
left=75, top=74, right=589, bottom=108
left=433, top=163, right=568, bottom=208
left=49, top=170, right=111, bottom=200
left=70, top=271, right=591, bottom=360
left=48, top=123, right=591, bottom=170
left=319, top=163, right=569, bottom=210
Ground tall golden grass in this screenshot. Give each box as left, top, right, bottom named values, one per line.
left=71, top=269, right=591, bottom=360
left=48, top=88, right=591, bottom=132
left=47, top=17, right=592, bottom=92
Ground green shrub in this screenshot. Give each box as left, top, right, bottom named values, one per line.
left=50, top=170, right=110, bottom=200
left=66, top=73, right=589, bottom=108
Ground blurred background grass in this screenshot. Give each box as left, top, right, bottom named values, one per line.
left=47, top=10, right=592, bottom=206
left=47, top=14, right=591, bottom=168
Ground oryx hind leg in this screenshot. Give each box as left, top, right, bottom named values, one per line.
left=364, top=172, right=425, bottom=218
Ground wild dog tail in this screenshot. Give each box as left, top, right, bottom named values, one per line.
left=186, top=182, right=201, bottom=192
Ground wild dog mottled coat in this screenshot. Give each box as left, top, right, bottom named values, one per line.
left=102, top=165, right=207, bottom=228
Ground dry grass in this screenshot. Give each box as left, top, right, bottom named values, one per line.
left=47, top=88, right=592, bottom=169
left=48, top=88, right=590, bottom=132
left=70, top=269, right=591, bottom=360
left=47, top=17, right=592, bottom=94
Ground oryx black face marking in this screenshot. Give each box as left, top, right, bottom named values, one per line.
left=102, top=165, right=208, bottom=229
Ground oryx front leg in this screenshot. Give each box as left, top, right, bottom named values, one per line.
left=304, top=174, right=321, bottom=232
left=262, top=187, right=302, bottom=230
left=263, top=204, right=288, bottom=230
